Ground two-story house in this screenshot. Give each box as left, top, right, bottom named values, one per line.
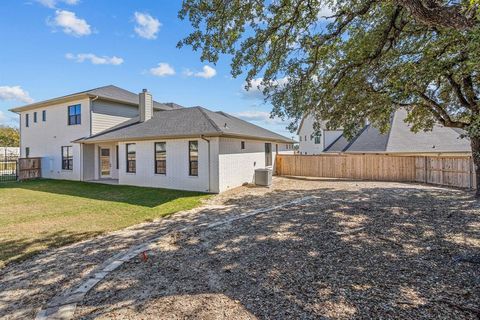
left=11, top=85, right=294, bottom=193
left=297, top=115, right=343, bottom=155
left=298, top=109, right=471, bottom=155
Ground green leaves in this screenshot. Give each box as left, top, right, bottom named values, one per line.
left=0, top=126, right=19, bottom=147
left=179, top=0, right=479, bottom=139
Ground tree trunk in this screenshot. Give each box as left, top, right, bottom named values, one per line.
left=471, top=137, right=480, bottom=198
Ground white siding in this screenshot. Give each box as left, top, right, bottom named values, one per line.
left=91, top=100, right=138, bottom=135
left=117, top=138, right=219, bottom=193
left=19, top=98, right=91, bottom=180
left=298, top=115, right=343, bottom=154
left=218, top=138, right=293, bottom=192
left=0, top=147, right=19, bottom=158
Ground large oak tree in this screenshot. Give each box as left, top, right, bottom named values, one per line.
left=179, top=0, right=480, bottom=196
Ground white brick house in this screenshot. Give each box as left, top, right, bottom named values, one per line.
left=11, top=85, right=294, bottom=193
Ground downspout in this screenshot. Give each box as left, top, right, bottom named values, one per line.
left=200, top=135, right=211, bottom=193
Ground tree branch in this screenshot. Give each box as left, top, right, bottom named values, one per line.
left=446, top=74, right=472, bottom=110
left=417, top=91, right=468, bottom=128
left=395, top=0, right=476, bottom=30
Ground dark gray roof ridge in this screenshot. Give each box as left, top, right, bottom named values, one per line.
left=196, top=107, right=223, bottom=133
left=341, top=125, right=369, bottom=152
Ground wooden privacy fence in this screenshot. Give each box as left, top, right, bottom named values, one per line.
left=414, top=156, right=476, bottom=189
left=18, top=157, right=42, bottom=180
left=276, top=154, right=476, bottom=189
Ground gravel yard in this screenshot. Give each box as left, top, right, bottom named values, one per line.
left=74, top=178, right=480, bottom=319
left=1, top=177, right=479, bottom=319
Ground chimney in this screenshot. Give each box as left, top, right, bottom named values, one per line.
left=139, top=89, right=153, bottom=122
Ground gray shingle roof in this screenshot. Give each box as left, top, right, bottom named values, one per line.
left=10, top=85, right=183, bottom=112
left=325, top=108, right=470, bottom=153
left=77, top=85, right=182, bottom=111
left=80, top=106, right=293, bottom=143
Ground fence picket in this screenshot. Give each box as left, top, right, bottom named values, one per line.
left=276, top=154, right=475, bottom=189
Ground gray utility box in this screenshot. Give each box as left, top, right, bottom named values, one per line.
left=255, top=168, right=272, bottom=186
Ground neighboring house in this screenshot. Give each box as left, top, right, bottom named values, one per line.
left=299, top=109, right=471, bottom=155
left=0, top=147, right=20, bottom=159
left=10, top=85, right=294, bottom=193
left=297, top=115, right=343, bottom=155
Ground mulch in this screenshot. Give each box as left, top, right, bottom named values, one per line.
left=74, top=179, right=480, bottom=319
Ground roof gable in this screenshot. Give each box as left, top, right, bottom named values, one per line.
left=325, top=109, right=470, bottom=153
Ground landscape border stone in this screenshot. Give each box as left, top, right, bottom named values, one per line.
left=35, top=196, right=314, bottom=320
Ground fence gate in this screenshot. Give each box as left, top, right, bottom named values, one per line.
left=0, top=157, right=18, bottom=182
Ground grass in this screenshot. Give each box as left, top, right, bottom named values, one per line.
left=0, top=179, right=210, bottom=267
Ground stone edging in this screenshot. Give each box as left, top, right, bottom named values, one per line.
left=35, top=196, right=314, bottom=320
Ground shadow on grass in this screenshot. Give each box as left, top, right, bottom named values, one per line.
left=1, top=180, right=479, bottom=319
left=0, top=178, right=208, bottom=208
left=0, top=230, right=102, bottom=268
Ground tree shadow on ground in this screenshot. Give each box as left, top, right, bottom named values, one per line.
left=74, top=185, right=480, bottom=319
left=0, top=179, right=207, bottom=208
left=0, top=230, right=102, bottom=268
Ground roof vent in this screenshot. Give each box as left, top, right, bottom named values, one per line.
left=224, top=123, right=229, bottom=129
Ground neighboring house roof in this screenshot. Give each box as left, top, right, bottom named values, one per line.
left=10, top=85, right=183, bottom=112
left=78, top=106, right=294, bottom=143
left=325, top=108, right=471, bottom=153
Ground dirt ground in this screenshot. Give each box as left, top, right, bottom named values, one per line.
left=73, top=177, right=480, bottom=320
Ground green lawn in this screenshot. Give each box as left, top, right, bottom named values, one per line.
left=0, top=179, right=210, bottom=267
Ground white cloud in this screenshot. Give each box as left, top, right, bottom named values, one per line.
left=183, top=65, right=217, bottom=79
left=0, top=111, right=7, bottom=124
left=233, top=110, right=286, bottom=125
left=149, top=63, right=175, bottom=77
left=241, top=77, right=289, bottom=99
left=134, top=12, right=161, bottom=40
left=50, top=10, right=91, bottom=37
left=37, top=0, right=80, bottom=9
left=318, top=6, right=333, bottom=18
left=0, top=111, right=18, bottom=127
left=65, top=53, right=124, bottom=65
left=317, top=3, right=336, bottom=20
left=0, top=86, right=34, bottom=104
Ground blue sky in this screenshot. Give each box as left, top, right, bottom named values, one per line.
left=0, top=0, right=295, bottom=138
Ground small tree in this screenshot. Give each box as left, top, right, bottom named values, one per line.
left=0, top=126, right=19, bottom=147
left=179, top=0, right=480, bottom=196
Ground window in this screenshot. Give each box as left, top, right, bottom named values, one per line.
left=241, top=141, right=245, bottom=150
left=299, top=136, right=302, bottom=142
left=126, top=144, right=136, bottom=173
left=25, top=147, right=30, bottom=158
left=305, top=135, right=307, bottom=141
left=189, top=141, right=198, bottom=176
left=34, top=112, right=37, bottom=123
left=265, top=143, right=272, bottom=166
left=155, top=142, right=167, bottom=174
left=314, top=133, right=321, bottom=144
left=42, top=110, right=46, bottom=122
left=25, top=114, right=29, bottom=127
left=61, top=146, right=73, bottom=170
left=116, top=145, right=119, bottom=169
left=68, top=104, right=81, bottom=125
